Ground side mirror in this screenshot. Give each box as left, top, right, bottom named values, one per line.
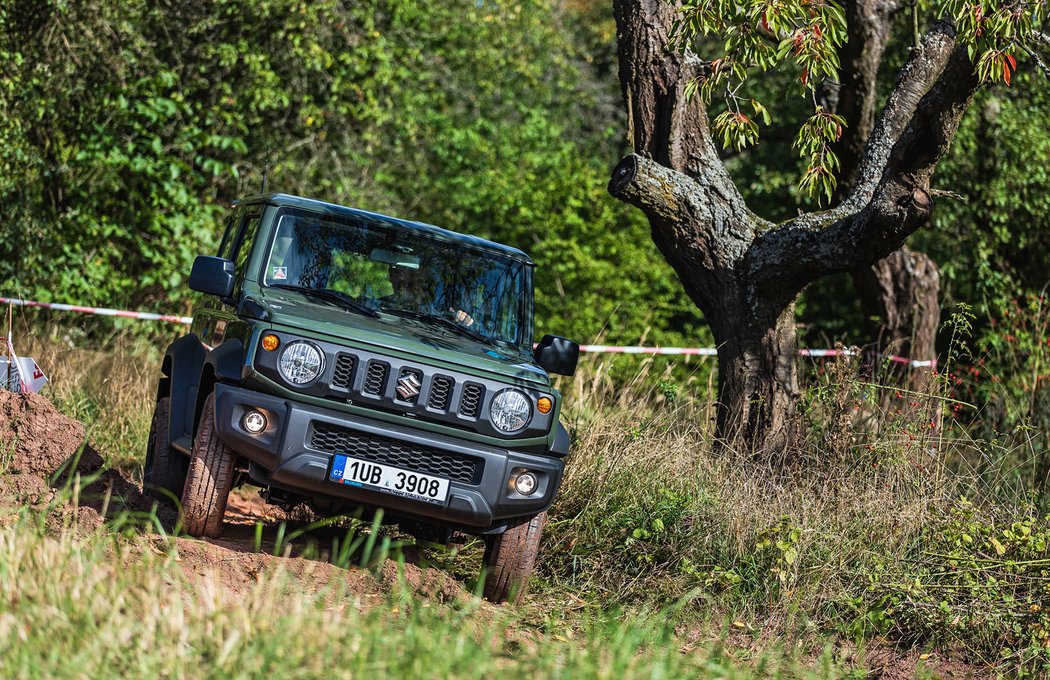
left=189, top=256, right=235, bottom=298
left=534, top=334, right=580, bottom=377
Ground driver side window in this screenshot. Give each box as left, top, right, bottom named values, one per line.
left=216, top=215, right=237, bottom=259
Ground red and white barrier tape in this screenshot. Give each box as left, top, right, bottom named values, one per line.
left=1, top=296, right=192, bottom=325
left=0, top=296, right=936, bottom=367
left=579, top=344, right=717, bottom=356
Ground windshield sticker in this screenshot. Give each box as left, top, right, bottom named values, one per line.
left=272, top=266, right=287, bottom=280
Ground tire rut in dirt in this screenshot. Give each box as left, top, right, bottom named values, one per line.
left=482, top=511, right=546, bottom=604
left=181, top=393, right=236, bottom=538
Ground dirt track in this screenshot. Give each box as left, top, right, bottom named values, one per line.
left=0, top=391, right=471, bottom=608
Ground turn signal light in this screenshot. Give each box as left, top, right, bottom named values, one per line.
left=536, top=396, right=553, bottom=414
left=261, top=334, right=280, bottom=351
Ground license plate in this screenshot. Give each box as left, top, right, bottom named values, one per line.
left=328, top=454, right=450, bottom=505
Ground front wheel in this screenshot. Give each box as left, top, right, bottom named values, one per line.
left=181, top=393, right=236, bottom=538
left=481, top=511, right=546, bottom=604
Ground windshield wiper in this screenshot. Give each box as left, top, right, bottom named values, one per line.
left=379, top=307, right=494, bottom=345
left=268, top=284, right=378, bottom=318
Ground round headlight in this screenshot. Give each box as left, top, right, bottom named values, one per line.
left=278, top=341, right=325, bottom=385
left=490, top=389, right=532, bottom=433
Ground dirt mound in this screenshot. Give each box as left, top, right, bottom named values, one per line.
left=0, top=391, right=97, bottom=477
left=0, top=390, right=171, bottom=529
left=0, top=391, right=106, bottom=507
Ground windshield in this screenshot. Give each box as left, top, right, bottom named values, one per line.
left=262, top=208, right=530, bottom=348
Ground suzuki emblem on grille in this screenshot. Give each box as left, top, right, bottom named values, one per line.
left=396, top=372, right=422, bottom=400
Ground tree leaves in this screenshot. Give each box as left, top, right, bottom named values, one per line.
left=674, top=0, right=1046, bottom=201
left=793, top=108, right=846, bottom=204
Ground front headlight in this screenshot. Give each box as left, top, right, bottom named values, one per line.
left=278, top=341, right=325, bottom=385
left=490, top=389, right=532, bottom=433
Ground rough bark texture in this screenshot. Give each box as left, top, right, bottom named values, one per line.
left=854, top=246, right=940, bottom=390
left=610, top=0, right=980, bottom=456
left=832, top=1, right=942, bottom=375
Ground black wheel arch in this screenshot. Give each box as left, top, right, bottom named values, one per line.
left=162, top=335, right=246, bottom=445
left=192, top=339, right=247, bottom=438
left=551, top=421, right=571, bottom=457
left=162, top=334, right=207, bottom=446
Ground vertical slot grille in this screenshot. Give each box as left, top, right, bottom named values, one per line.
left=427, top=376, right=454, bottom=411
left=363, top=361, right=387, bottom=396
left=330, top=354, right=355, bottom=390
left=459, top=383, right=484, bottom=418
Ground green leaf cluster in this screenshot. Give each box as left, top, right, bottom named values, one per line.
left=674, top=0, right=1045, bottom=201
left=858, top=499, right=1050, bottom=674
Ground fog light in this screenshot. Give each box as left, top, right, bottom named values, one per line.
left=242, top=410, right=267, bottom=434
left=513, top=472, right=538, bottom=496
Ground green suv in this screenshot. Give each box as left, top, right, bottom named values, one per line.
left=145, top=194, right=579, bottom=603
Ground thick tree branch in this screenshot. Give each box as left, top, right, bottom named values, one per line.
left=834, top=0, right=902, bottom=190
left=747, top=38, right=980, bottom=291
left=844, top=20, right=959, bottom=206
left=612, top=0, right=739, bottom=187
left=609, top=153, right=763, bottom=311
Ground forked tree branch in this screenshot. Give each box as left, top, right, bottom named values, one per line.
left=747, top=39, right=981, bottom=292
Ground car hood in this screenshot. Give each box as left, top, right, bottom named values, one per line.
left=256, top=288, right=549, bottom=387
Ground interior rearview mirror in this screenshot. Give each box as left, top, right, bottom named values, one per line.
left=534, top=334, right=579, bottom=377
left=370, top=247, right=421, bottom=269
left=189, top=256, right=235, bottom=298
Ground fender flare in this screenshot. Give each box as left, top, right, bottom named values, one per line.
left=192, top=339, right=246, bottom=437
left=162, top=334, right=207, bottom=445
left=551, top=421, right=571, bottom=457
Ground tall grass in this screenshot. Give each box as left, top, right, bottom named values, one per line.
left=0, top=508, right=868, bottom=679
left=17, top=322, right=161, bottom=474
left=541, top=353, right=946, bottom=625
left=8, top=320, right=1050, bottom=673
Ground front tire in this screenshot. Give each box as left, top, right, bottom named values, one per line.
left=181, top=393, right=236, bottom=538
left=482, top=511, right=546, bottom=604
left=144, top=396, right=187, bottom=501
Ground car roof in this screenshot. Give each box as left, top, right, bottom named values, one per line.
left=234, top=193, right=534, bottom=264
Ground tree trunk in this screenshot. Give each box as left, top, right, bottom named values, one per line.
left=610, top=0, right=981, bottom=457
left=853, top=246, right=940, bottom=390
left=711, top=304, right=800, bottom=455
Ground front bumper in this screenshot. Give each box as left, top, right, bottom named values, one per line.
left=211, top=383, right=564, bottom=531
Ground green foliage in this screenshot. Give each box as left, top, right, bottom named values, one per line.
left=673, top=0, right=848, bottom=199
left=859, top=499, right=1050, bottom=675
left=673, top=0, right=1045, bottom=201
left=0, top=0, right=704, bottom=348
left=753, top=516, right=802, bottom=587
left=794, top=108, right=846, bottom=203
left=942, top=0, right=1043, bottom=85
